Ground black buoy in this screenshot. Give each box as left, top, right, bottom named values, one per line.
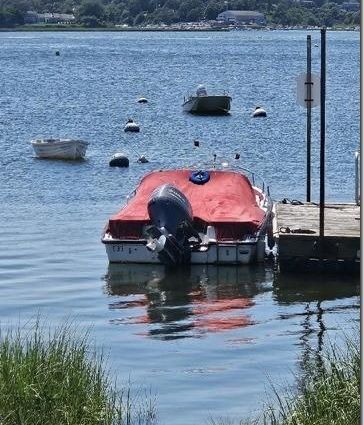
left=235, top=153, right=240, bottom=160
left=55, top=51, right=60, bottom=56
left=193, top=139, right=200, bottom=147
left=109, top=153, right=129, bottom=167
left=137, top=155, right=149, bottom=163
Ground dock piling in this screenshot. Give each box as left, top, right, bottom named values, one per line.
left=319, top=27, right=326, bottom=259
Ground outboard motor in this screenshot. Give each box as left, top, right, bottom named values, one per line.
left=144, top=184, right=200, bottom=266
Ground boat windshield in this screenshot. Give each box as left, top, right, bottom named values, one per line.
left=196, top=85, right=207, bottom=96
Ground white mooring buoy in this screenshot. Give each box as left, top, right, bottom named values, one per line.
left=253, top=106, right=267, bottom=117
left=124, top=119, right=140, bottom=132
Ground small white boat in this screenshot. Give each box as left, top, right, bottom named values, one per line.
left=183, top=85, right=231, bottom=115
left=137, top=97, right=148, bottom=104
left=102, top=164, right=272, bottom=266
left=30, top=138, right=89, bottom=159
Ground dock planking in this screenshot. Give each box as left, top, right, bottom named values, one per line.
left=273, top=202, right=360, bottom=273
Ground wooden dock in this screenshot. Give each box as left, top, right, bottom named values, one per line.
left=273, top=202, right=360, bottom=273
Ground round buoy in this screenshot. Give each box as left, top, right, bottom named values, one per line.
left=55, top=51, right=60, bottom=56
left=253, top=106, right=267, bottom=117
left=109, top=153, right=129, bottom=167
left=137, top=97, right=148, bottom=103
left=124, top=119, right=140, bottom=132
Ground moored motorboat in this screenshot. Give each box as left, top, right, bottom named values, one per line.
left=183, top=85, right=231, bottom=115
left=102, top=165, right=272, bottom=266
left=30, top=138, right=89, bottom=159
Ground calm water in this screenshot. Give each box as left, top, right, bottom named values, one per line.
left=0, top=30, right=360, bottom=424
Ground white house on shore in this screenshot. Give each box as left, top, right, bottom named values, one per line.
left=24, top=11, right=76, bottom=24
left=216, top=10, right=266, bottom=26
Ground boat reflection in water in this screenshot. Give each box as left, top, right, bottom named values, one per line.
left=104, top=264, right=273, bottom=340
left=273, top=272, right=360, bottom=378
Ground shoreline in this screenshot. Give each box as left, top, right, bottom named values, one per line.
left=0, top=25, right=359, bottom=32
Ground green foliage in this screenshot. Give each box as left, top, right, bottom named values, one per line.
left=0, top=0, right=360, bottom=27
left=0, top=7, right=24, bottom=26
left=77, top=0, right=105, bottom=19
left=79, top=14, right=103, bottom=25
left=210, top=330, right=360, bottom=425
left=260, top=331, right=360, bottom=425
left=0, top=321, right=156, bottom=425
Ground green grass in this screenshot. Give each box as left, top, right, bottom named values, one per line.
left=209, top=330, right=360, bottom=425
left=259, top=331, right=360, bottom=425
left=0, top=321, right=156, bottom=425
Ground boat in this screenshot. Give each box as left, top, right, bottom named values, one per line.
left=30, top=138, right=89, bottom=160
left=102, top=164, right=273, bottom=266
left=183, top=85, right=231, bottom=115
left=137, top=97, right=148, bottom=103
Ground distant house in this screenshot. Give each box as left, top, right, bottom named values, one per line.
left=341, top=1, right=360, bottom=11
left=24, top=11, right=76, bottom=24
left=300, top=0, right=315, bottom=8
left=38, top=13, right=76, bottom=24
left=216, top=10, right=266, bottom=26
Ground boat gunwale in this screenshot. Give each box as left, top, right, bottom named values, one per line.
left=102, top=236, right=260, bottom=245
left=30, top=138, right=89, bottom=146
left=183, top=94, right=232, bottom=105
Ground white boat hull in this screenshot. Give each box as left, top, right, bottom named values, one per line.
left=31, top=139, right=88, bottom=159
left=103, top=237, right=266, bottom=265
left=183, top=95, right=231, bottom=115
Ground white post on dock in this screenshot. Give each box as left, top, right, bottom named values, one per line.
left=296, top=46, right=319, bottom=202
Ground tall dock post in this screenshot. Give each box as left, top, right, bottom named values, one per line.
left=306, top=35, right=312, bottom=202
left=319, top=28, right=326, bottom=259
left=355, top=150, right=360, bottom=205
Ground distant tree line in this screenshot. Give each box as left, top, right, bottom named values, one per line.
left=0, top=0, right=360, bottom=27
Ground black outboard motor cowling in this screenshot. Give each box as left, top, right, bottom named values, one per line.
left=148, top=184, right=193, bottom=233
left=145, top=184, right=199, bottom=266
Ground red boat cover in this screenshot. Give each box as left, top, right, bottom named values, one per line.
left=107, top=170, right=265, bottom=241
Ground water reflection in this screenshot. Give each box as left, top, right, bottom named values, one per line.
left=104, top=264, right=273, bottom=340
left=273, top=273, right=360, bottom=378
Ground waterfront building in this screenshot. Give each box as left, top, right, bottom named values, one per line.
left=216, top=10, right=266, bottom=26
left=341, top=1, right=360, bottom=11
left=24, top=11, right=76, bottom=24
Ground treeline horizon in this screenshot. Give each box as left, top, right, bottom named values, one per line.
left=0, top=0, right=360, bottom=28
